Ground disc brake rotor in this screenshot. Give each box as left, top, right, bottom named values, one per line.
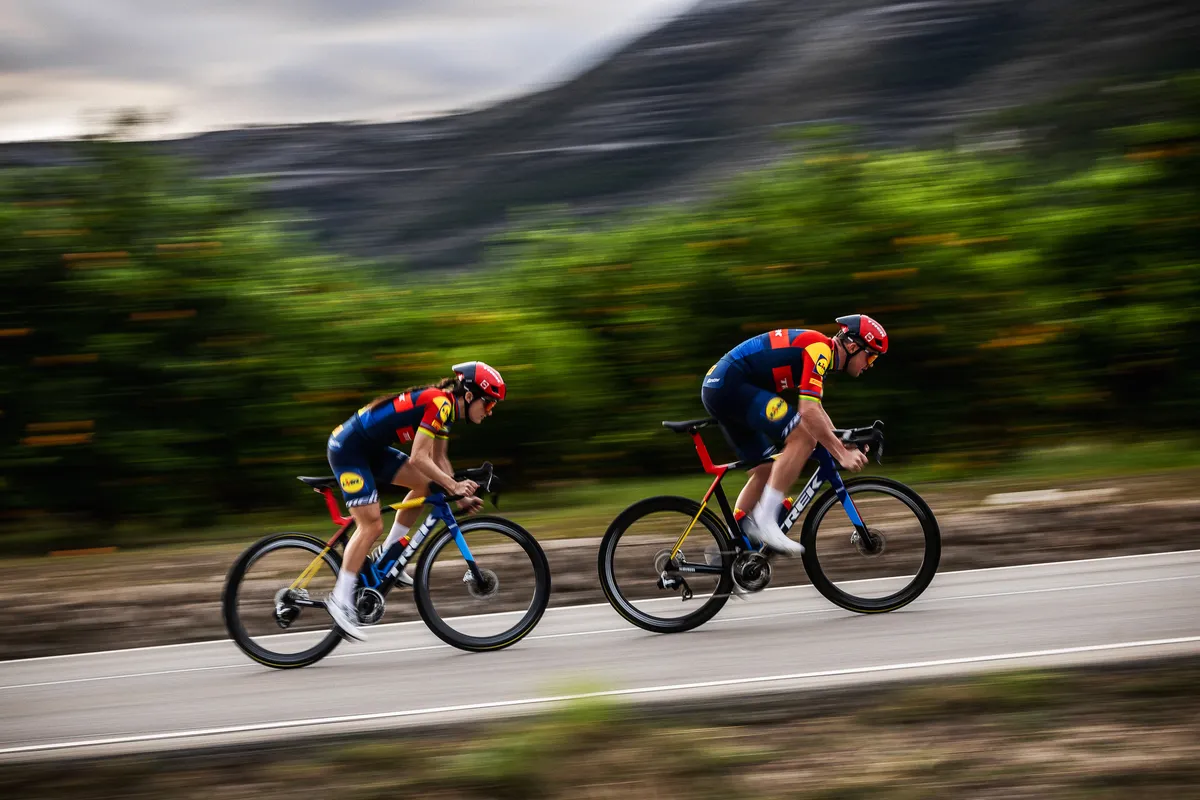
left=853, top=528, right=887, bottom=558
left=463, top=567, right=500, bottom=600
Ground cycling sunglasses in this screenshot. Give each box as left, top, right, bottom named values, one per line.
left=850, top=338, right=881, bottom=365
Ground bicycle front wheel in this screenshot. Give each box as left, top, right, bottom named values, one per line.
left=598, top=496, right=734, bottom=634
left=413, top=516, right=550, bottom=652
left=222, top=532, right=344, bottom=669
left=800, top=477, right=940, bottom=613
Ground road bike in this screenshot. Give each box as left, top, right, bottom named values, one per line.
left=223, top=463, right=550, bottom=668
left=598, top=419, right=940, bottom=633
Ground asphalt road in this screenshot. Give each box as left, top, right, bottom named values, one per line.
left=2, top=550, right=1198, bottom=763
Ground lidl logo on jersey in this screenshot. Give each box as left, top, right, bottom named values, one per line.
left=766, top=397, right=789, bottom=422
left=805, top=341, right=832, bottom=377
left=432, top=395, right=453, bottom=423
left=339, top=472, right=365, bottom=493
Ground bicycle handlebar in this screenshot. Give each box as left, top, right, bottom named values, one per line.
left=832, top=420, right=885, bottom=464
left=434, top=461, right=502, bottom=508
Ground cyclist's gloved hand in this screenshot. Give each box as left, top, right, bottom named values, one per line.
left=457, top=495, right=484, bottom=515
left=837, top=448, right=868, bottom=473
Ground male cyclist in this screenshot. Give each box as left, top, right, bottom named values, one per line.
left=325, top=361, right=506, bottom=641
left=701, top=315, right=887, bottom=555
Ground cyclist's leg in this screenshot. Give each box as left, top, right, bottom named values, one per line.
left=766, top=413, right=819, bottom=495
left=731, top=387, right=808, bottom=554
left=702, top=365, right=777, bottom=526
left=326, top=426, right=388, bottom=637
left=328, top=428, right=386, bottom=599
left=380, top=453, right=428, bottom=551
left=735, top=463, right=772, bottom=523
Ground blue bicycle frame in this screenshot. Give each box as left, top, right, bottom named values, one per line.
left=358, top=492, right=486, bottom=593
left=670, top=428, right=877, bottom=574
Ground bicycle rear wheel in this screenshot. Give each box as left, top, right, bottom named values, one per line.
left=800, top=477, right=940, bottom=613
left=598, top=496, right=734, bottom=634
left=413, top=516, right=550, bottom=652
left=222, top=532, right=344, bottom=668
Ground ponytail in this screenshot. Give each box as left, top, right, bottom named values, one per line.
left=363, top=375, right=459, bottom=413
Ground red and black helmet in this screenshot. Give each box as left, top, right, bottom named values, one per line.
left=836, top=314, right=889, bottom=355
left=452, top=361, right=506, bottom=403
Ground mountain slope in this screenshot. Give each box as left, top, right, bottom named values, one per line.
left=4, top=0, right=1197, bottom=267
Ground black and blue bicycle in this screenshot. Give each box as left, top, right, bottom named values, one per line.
left=598, top=419, right=940, bottom=633
left=223, top=463, right=550, bottom=668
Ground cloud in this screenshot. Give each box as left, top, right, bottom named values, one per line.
left=0, top=0, right=698, bottom=140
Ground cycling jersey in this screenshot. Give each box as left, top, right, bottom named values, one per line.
left=722, top=328, right=833, bottom=404
left=326, top=387, right=458, bottom=507
left=346, top=387, right=457, bottom=445
left=700, top=329, right=833, bottom=464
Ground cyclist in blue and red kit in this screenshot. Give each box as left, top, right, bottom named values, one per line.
left=325, top=361, right=506, bottom=641
left=701, top=315, right=888, bottom=556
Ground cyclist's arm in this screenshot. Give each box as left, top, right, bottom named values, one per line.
left=791, top=339, right=857, bottom=462
left=409, top=432, right=458, bottom=490
left=798, top=399, right=856, bottom=462
left=433, top=436, right=453, bottom=476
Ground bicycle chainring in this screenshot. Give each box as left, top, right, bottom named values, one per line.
left=355, top=587, right=386, bottom=625
left=732, top=552, right=773, bottom=593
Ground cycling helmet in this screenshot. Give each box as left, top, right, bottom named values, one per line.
left=835, top=314, right=889, bottom=355
left=452, top=361, right=506, bottom=402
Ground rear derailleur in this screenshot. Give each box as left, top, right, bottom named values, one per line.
left=654, top=549, right=694, bottom=601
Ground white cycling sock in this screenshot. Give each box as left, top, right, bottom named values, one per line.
left=381, top=519, right=410, bottom=554
left=333, top=568, right=356, bottom=607
left=752, top=486, right=784, bottom=527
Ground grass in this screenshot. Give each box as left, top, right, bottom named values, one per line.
left=890, top=436, right=1200, bottom=485
left=4, top=436, right=1199, bottom=555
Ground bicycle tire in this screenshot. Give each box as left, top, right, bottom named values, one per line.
left=222, top=532, right=344, bottom=669
left=413, top=515, right=551, bottom=652
left=598, top=495, right=735, bottom=634
left=800, top=477, right=940, bottom=613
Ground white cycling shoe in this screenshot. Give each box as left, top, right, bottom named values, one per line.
left=326, top=594, right=367, bottom=642
left=746, top=514, right=805, bottom=557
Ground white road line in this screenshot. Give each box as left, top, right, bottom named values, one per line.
left=4, top=634, right=1199, bottom=757
left=4, top=548, right=1198, bottom=666
left=2, top=572, right=1196, bottom=692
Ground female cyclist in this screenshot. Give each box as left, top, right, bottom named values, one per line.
left=325, top=361, right=506, bottom=641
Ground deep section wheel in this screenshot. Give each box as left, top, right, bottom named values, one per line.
left=598, top=496, right=735, bottom=634
left=223, top=532, right=344, bottom=668
left=413, top=516, right=550, bottom=652
left=800, top=478, right=940, bottom=614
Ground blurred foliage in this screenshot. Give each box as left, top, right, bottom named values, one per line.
left=1, top=73, right=1198, bottom=537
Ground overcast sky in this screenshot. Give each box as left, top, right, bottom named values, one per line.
left=0, top=0, right=700, bottom=142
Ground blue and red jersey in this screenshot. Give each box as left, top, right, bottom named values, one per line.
left=339, top=387, right=457, bottom=446
left=723, top=328, right=833, bottom=403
